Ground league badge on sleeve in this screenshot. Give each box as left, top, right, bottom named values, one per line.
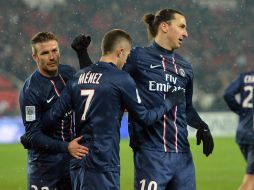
left=25, top=106, right=36, bottom=121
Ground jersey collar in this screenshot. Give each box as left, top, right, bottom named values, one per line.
left=152, top=41, right=174, bottom=54
left=97, top=61, right=118, bottom=69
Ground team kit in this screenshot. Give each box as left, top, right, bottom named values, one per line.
left=19, top=8, right=222, bottom=190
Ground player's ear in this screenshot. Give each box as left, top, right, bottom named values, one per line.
left=116, top=48, right=123, bottom=57
left=160, top=21, right=169, bottom=33
left=32, top=54, right=39, bottom=63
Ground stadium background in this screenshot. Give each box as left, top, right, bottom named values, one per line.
left=0, top=0, right=252, bottom=189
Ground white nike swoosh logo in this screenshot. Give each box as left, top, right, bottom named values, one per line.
left=150, top=64, right=161, bottom=69
left=46, top=95, right=55, bottom=103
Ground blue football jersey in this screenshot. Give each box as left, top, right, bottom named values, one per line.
left=123, top=42, right=194, bottom=153
left=44, top=61, right=170, bottom=172
left=224, top=71, right=254, bottom=144
left=19, top=64, right=76, bottom=153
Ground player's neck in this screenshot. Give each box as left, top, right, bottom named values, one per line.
left=155, top=37, right=173, bottom=51
left=99, top=55, right=117, bottom=66
left=38, top=68, right=58, bottom=78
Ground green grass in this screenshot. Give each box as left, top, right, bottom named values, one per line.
left=0, top=137, right=245, bottom=190
left=0, top=144, right=27, bottom=190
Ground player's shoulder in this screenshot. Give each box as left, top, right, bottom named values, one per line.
left=173, top=52, right=193, bottom=79
left=240, top=71, right=254, bottom=77
left=23, top=70, right=43, bottom=87
left=76, top=62, right=94, bottom=73
left=239, top=71, right=254, bottom=83
left=118, top=69, right=131, bottom=77
left=128, top=46, right=157, bottom=68
left=103, top=66, right=132, bottom=84
left=131, top=46, right=144, bottom=53
left=115, top=70, right=134, bottom=86
left=21, top=71, right=46, bottom=98
left=59, top=64, right=75, bottom=71
left=130, top=46, right=149, bottom=58
left=59, top=64, right=76, bottom=79
left=174, top=53, right=191, bottom=67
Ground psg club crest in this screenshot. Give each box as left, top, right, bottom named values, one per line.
left=179, top=68, right=185, bottom=77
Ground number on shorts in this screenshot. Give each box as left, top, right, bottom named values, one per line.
left=140, top=179, right=158, bottom=190
left=81, top=89, right=95, bottom=120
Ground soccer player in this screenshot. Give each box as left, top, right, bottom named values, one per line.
left=42, top=29, right=185, bottom=190
left=224, top=71, right=254, bottom=190
left=19, top=32, right=90, bottom=190
left=121, top=9, right=214, bottom=190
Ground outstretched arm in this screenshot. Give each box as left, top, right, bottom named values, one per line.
left=121, top=74, right=185, bottom=126
left=71, top=34, right=93, bottom=69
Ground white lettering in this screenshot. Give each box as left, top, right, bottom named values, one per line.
left=78, top=72, right=102, bottom=84
left=84, top=71, right=91, bottom=83
left=95, top=74, right=102, bottom=84
left=149, top=81, right=172, bottom=92
left=87, top=72, right=95, bottom=83
left=165, top=74, right=177, bottom=84
left=244, top=75, right=254, bottom=84
left=78, top=73, right=85, bottom=84
left=148, top=81, right=184, bottom=92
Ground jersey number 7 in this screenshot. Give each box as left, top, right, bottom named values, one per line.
left=81, top=89, right=95, bottom=120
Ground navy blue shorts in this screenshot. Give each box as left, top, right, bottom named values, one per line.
left=239, top=144, right=254, bottom=174
left=27, top=152, right=71, bottom=190
left=71, top=167, right=120, bottom=190
left=70, top=158, right=82, bottom=189
left=134, top=149, right=196, bottom=190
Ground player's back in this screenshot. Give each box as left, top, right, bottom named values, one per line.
left=67, top=61, right=129, bottom=172
left=238, top=71, right=254, bottom=114
left=224, top=71, right=254, bottom=116
left=224, top=71, right=254, bottom=144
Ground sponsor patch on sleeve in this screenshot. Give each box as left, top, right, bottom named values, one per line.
left=25, top=106, right=36, bottom=121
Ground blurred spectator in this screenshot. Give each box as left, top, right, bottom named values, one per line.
left=0, top=73, right=20, bottom=115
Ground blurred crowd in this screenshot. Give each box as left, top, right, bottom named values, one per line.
left=0, top=0, right=253, bottom=114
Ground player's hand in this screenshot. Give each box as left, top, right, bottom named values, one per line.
left=196, top=124, right=214, bottom=157
left=20, top=134, right=31, bottom=149
left=68, top=136, right=89, bottom=159
left=165, top=89, right=185, bottom=106
left=71, top=34, right=91, bottom=52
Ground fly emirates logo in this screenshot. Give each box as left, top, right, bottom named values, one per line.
left=149, top=74, right=180, bottom=92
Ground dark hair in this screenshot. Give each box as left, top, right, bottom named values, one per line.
left=101, top=29, right=132, bottom=55
left=31, top=32, right=58, bottom=54
left=142, top=9, right=184, bottom=38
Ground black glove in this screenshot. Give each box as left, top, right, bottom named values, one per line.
left=20, top=134, right=31, bottom=149
left=72, top=34, right=93, bottom=69
left=165, top=89, right=185, bottom=106
left=196, top=124, right=214, bottom=157
left=71, top=34, right=91, bottom=53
